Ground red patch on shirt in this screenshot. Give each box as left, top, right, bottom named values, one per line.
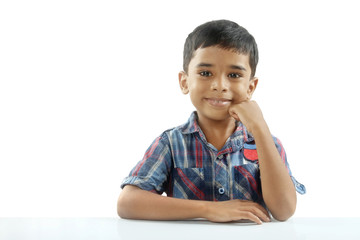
left=244, top=148, right=258, bottom=161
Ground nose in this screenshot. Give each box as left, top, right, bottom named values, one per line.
left=211, top=75, right=229, bottom=92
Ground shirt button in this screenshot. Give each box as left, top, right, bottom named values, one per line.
left=218, top=187, right=225, bottom=195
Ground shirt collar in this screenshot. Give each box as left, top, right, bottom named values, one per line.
left=179, top=111, right=201, bottom=134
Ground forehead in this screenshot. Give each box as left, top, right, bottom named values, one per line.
left=189, top=46, right=251, bottom=70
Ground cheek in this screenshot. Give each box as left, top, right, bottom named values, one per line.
left=189, top=90, right=203, bottom=104
left=189, top=81, right=207, bottom=95
left=231, top=85, right=249, bottom=103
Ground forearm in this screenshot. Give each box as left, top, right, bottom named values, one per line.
left=117, top=185, right=208, bottom=220
left=252, top=122, right=297, bottom=221
left=118, top=185, right=271, bottom=224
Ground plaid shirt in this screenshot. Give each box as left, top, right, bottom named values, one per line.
left=121, top=112, right=305, bottom=205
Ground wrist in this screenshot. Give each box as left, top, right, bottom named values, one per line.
left=199, top=200, right=213, bottom=220
left=247, top=119, right=268, bottom=135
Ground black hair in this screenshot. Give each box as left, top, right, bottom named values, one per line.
left=183, top=20, right=259, bottom=78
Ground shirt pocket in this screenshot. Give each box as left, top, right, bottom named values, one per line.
left=233, top=163, right=262, bottom=203
left=172, top=167, right=205, bottom=200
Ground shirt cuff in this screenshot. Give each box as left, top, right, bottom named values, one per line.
left=120, top=176, right=160, bottom=193
left=291, top=176, right=306, bottom=194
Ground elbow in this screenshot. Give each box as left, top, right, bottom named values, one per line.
left=117, top=194, right=127, bottom=219
left=117, top=185, right=142, bottom=219
left=117, top=191, right=134, bottom=219
left=268, top=195, right=297, bottom=222
left=271, top=201, right=296, bottom=222
left=272, top=209, right=295, bottom=222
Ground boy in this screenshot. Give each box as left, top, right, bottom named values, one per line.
left=117, top=20, right=305, bottom=224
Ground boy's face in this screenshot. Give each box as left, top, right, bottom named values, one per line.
left=179, top=46, right=258, bottom=123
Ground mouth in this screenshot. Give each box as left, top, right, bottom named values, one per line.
left=204, top=98, right=232, bottom=107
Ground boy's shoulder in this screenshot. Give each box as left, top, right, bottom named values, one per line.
left=148, top=112, right=198, bottom=151
left=159, top=112, right=198, bottom=138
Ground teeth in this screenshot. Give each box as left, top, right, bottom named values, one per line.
left=207, top=99, right=229, bottom=106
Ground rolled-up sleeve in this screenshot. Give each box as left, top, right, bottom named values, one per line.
left=121, top=133, right=172, bottom=195
left=273, top=136, right=306, bottom=195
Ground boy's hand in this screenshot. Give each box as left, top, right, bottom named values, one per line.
left=228, top=100, right=266, bottom=134
left=204, top=199, right=270, bottom=224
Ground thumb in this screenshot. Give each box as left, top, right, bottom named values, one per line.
left=229, top=109, right=240, bottom=121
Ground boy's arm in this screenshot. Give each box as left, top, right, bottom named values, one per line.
left=229, top=101, right=297, bottom=221
left=117, top=185, right=270, bottom=224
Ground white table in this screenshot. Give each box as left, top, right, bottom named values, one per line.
left=1, top=217, right=359, bottom=240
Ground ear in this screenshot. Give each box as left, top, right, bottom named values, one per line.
left=178, top=71, right=189, bottom=94
left=247, top=77, right=258, bottom=99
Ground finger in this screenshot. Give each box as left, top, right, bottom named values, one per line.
left=239, top=201, right=270, bottom=222
left=235, top=211, right=262, bottom=225
left=229, top=112, right=240, bottom=121
left=251, top=206, right=271, bottom=222
left=228, top=109, right=241, bottom=121
left=239, top=205, right=269, bottom=222
left=252, top=203, right=271, bottom=219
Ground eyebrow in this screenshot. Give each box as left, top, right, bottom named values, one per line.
left=230, top=64, right=247, bottom=71
left=196, top=63, right=213, bottom=68
left=196, top=63, right=247, bottom=71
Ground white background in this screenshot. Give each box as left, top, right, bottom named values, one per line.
left=1, top=0, right=359, bottom=218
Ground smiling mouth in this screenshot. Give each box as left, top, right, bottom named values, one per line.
left=205, top=98, right=231, bottom=107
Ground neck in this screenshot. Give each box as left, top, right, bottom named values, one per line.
left=196, top=113, right=237, bottom=150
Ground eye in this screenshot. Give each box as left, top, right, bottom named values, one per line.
left=228, top=73, right=241, bottom=78
left=199, top=71, right=212, bottom=77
